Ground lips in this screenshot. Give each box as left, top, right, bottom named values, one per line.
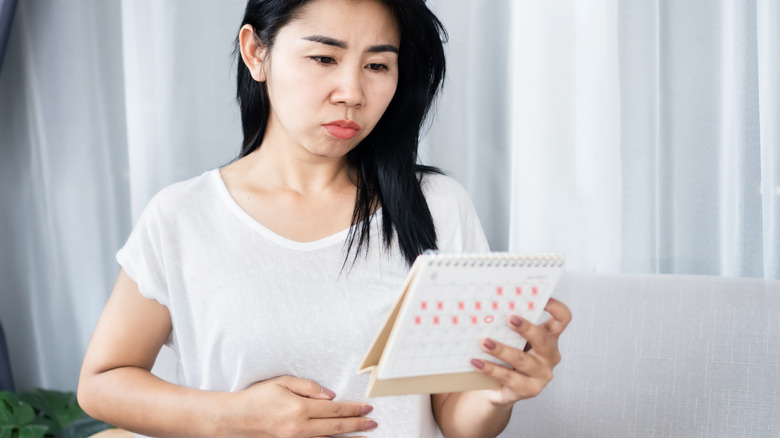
left=323, top=120, right=361, bottom=140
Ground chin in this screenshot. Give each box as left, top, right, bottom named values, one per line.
left=307, top=139, right=360, bottom=159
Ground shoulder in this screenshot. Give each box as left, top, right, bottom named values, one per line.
left=419, top=171, right=490, bottom=252
left=419, top=172, right=474, bottom=216
left=140, top=169, right=218, bottom=224
left=420, top=172, right=471, bottom=203
left=152, top=170, right=215, bottom=203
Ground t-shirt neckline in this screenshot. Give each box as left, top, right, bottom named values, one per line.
left=210, top=168, right=378, bottom=251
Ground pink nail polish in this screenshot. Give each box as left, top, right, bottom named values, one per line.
left=483, top=338, right=496, bottom=350
left=361, top=405, right=374, bottom=415
left=510, top=315, right=523, bottom=328
left=321, top=387, right=336, bottom=398
left=365, top=420, right=378, bottom=430
left=471, top=358, right=485, bottom=370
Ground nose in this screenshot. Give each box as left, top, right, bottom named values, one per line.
left=329, top=67, right=365, bottom=107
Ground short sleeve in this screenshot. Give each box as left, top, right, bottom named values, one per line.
left=116, top=195, right=171, bottom=308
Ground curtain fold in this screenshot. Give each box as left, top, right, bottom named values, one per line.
left=618, top=0, right=660, bottom=273
left=0, top=0, right=17, bottom=70
left=717, top=0, right=762, bottom=277
left=756, top=0, right=780, bottom=278
left=508, top=0, right=622, bottom=272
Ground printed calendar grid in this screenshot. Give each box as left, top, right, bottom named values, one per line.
left=377, top=261, right=558, bottom=380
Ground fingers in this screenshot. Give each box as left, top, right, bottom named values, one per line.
left=541, top=297, right=572, bottom=335
left=273, top=375, right=337, bottom=400
left=240, top=377, right=376, bottom=437
left=284, top=414, right=376, bottom=438
left=307, top=398, right=374, bottom=419
left=469, top=303, right=570, bottom=402
left=470, top=356, right=548, bottom=400
left=309, top=416, right=378, bottom=436
left=305, top=402, right=377, bottom=436
left=313, top=436, right=368, bottom=438
left=477, top=338, right=549, bottom=379
left=277, top=376, right=377, bottom=435
left=472, top=331, right=556, bottom=401
left=507, top=315, right=560, bottom=362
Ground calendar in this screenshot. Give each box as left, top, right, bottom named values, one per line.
left=358, top=252, right=564, bottom=397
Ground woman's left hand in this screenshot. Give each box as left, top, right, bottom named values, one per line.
left=470, top=297, right=572, bottom=406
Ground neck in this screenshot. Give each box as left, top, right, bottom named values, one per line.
left=236, top=127, right=355, bottom=196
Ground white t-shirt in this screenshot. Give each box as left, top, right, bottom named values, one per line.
left=117, top=169, right=489, bottom=437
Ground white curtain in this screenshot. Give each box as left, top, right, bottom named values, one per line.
left=120, top=1, right=243, bottom=220
left=0, top=0, right=777, bottom=394
left=508, top=0, right=780, bottom=278
left=508, top=0, right=623, bottom=272
left=423, top=0, right=513, bottom=250
left=0, top=1, right=131, bottom=391
left=0, top=0, right=244, bottom=391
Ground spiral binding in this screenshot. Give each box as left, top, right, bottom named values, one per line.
left=421, top=251, right=565, bottom=268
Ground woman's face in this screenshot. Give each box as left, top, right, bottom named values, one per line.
left=261, top=0, right=400, bottom=160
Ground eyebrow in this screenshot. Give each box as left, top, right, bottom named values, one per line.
left=301, top=35, right=399, bottom=54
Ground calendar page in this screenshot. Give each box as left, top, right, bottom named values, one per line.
left=375, top=253, right=564, bottom=380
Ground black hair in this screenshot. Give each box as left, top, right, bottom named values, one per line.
left=234, top=0, right=447, bottom=266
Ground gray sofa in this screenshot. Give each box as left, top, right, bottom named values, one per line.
left=502, top=272, right=780, bottom=437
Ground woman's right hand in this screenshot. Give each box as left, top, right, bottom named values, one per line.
left=224, top=375, right=377, bottom=438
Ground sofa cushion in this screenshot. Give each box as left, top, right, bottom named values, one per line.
left=502, top=272, right=780, bottom=437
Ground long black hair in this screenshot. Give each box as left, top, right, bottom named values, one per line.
left=234, top=0, right=447, bottom=266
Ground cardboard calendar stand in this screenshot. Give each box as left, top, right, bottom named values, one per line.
left=358, top=252, right=564, bottom=397
left=357, top=255, right=500, bottom=396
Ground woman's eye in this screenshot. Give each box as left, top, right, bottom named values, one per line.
left=311, top=56, right=336, bottom=65
left=367, top=63, right=389, bottom=72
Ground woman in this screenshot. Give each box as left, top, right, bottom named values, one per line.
left=78, top=0, right=572, bottom=437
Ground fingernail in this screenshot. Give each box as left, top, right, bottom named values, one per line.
left=482, top=338, right=496, bottom=350
left=365, top=420, right=378, bottom=430
left=471, top=358, right=486, bottom=370
left=321, top=387, right=336, bottom=398
left=510, top=315, right=523, bottom=328
left=361, top=405, right=374, bottom=415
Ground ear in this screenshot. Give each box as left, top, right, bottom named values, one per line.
left=239, top=24, right=268, bottom=82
